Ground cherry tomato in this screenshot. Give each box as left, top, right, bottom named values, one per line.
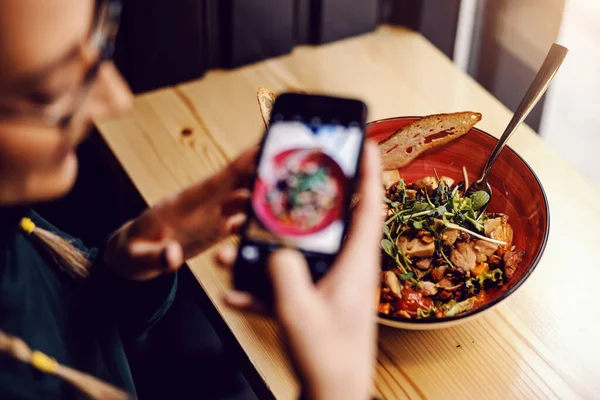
left=396, top=288, right=434, bottom=317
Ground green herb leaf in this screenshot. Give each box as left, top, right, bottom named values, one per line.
left=384, top=197, right=400, bottom=208
left=381, top=239, right=396, bottom=258
left=465, top=279, right=477, bottom=295
left=397, top=272, right=414, bottom=281
left=416, top=307, right=434, bottom=319
left=466, top=268, right=504, bottom=295
left=444, top=297, right=476, bottom=317
left=383, top=225, right=391, bottom=237
left=411, top=201, right=430, bottom=213
left=470, top=190, right=490, bottom=211
left=412, top=220, right=423, bottom=229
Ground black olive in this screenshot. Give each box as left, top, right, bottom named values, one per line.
left=452, top=268, right=466, bottom=280
left=276, top=180, right=287, bottom=191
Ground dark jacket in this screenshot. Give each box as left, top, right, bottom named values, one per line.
left=0, top=208, right=176, bottom=399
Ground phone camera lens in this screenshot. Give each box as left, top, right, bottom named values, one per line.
left=241, top=245, right=260, bottom=263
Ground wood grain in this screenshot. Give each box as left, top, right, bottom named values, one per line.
left=96, top=25, right=600, bottom=400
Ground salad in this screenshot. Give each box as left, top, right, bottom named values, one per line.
left=378, top=172, right=525, bottom=319
left=266, top=159, right=338, bottom=230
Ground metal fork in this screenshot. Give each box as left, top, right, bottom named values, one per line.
left=465, top=43, right=569, bottom=215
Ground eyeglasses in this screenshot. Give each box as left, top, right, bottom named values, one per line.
left=0, top=0, right=122, bottom=129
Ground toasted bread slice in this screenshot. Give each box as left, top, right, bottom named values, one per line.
left=378, top=112, right=482, bottom=170
left=257, top=87, right=277, bottom=128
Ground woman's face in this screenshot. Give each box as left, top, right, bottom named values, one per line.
left=0, top=0, right=132, bottom=205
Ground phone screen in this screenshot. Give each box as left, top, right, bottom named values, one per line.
left=234, top=93, right=367, bottom=302
left=245, top=118, right=363, bottom=254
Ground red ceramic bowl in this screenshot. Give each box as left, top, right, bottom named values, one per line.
left=252, top=148, right=346, bottom=236
left=369, top=117, right=549, bottom=329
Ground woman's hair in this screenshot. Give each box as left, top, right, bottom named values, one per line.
left=20, top=217, right=92, bottom=278
left=13, top=218, right=131, bottom=399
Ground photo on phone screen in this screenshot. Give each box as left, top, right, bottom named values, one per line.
left=246, top=118, right=363, bottom=254
left=234, top=93, right=367, bottom=301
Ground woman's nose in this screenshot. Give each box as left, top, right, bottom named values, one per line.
left=87, top=61, right=133, bottom=120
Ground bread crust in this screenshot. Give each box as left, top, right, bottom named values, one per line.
left=378, top=112, right=482, bottom=170
left=257, top=87, right=276, bottom=128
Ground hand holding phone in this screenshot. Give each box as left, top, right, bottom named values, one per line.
left=233, top=93, right=368, bottom=305
left=220, top=141, right=383, bottom=400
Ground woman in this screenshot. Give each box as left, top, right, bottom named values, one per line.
left=0, top=0, right=383, bottom=399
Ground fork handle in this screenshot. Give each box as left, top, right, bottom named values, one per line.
left=478, top=43, right=568, bottom=182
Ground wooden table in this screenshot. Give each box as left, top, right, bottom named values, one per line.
left=96, top=26, right=600, bottom=400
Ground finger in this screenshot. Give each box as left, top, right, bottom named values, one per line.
left=224, top=213, right=247, bottom=235
left=127, top=239, right=184, bottom=280
left=215, top=244, right=238, bottom=269
left=223, top=290, right=266, bottom=314
left=222, top=188, right=251, bottom=217
left=162, top=240, right=184, bottom=272
left=268, top=249, right=317, bottom=317
left=325, top=141, right=382, bottom=288
left=344, top=140, right=383, bottom=255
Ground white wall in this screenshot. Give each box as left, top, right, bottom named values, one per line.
left=539, top=0, right=600, bottom=187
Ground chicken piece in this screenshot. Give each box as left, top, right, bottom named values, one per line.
left=473, top=240, right=499, bottom=263
left=421, top=235, right=434, bottom=244
left=484, top=217, right=514, bottom=247
left=419, top=281, right=438, bottom=296
left=383, top=271, right=402, bottom=296
left=484, top=218, right=502, bottom=237
left=488, top=254, right=502, bottom=265
left=450, top=242, right=477, bottom=271
left=437, top=291, right=453, bottom=301
left=414, top=268, right=429, bottom=280
left=415, top=230, right=435, bottom=244
left=414, top=176, right=438, bottom=194
left=441, top=229, right=459, bottom=246
left=398, top=237, right=435, bottom=258
left=431, top=264, right=448, bottom=282
left=382, top=170, right=401, bottom=189
left=439, top=176, right=455, bottom=187
left=436, top=278, right=464, bottom=291
left=406, top=189, right=417, bottom=200
left=494, top=222, right=514, bottom=248
left=397, top=236, right=409, bottom=253
left=458, top=231, right=471, bottom=242
left=503, top=250, right=524, bottom=279
left=415, top=258, right=432, bottom=271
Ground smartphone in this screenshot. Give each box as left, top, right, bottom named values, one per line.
left=233, top=92, right=367, bottom=305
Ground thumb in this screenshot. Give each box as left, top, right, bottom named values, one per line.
left=268, top=249, right=316, bottom=316
left=127, top=239, right=184, bottom=279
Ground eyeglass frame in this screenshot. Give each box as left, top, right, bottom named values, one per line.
left=0, top=0, right=122, bottom=130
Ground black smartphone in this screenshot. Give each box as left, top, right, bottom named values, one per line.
left=233, top=92, right=367, bottom=305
